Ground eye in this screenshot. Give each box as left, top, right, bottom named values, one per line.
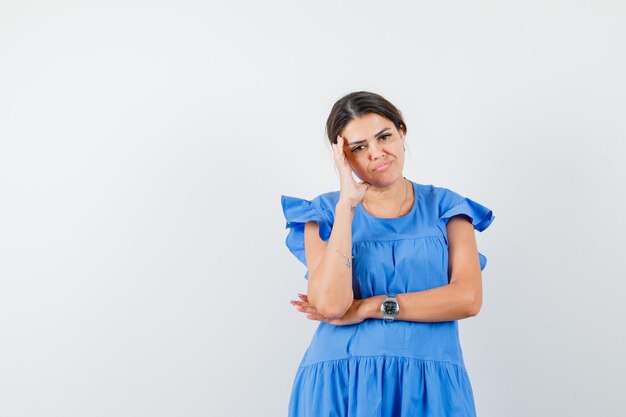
left=351, top=145, right=365, bottom=153
left=351, top=134, right=392, bottom=153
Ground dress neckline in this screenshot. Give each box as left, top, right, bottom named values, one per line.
left=358, top=179, right=417, bottom=221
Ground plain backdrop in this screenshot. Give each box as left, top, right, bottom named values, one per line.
left=1, top=1, right=625, bottom=416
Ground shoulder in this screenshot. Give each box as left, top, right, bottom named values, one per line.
left=433, top=184, right=465, bottom=206
left=411, top=181, right=464, bottom=208
left=429, top=183, right=495, bottom=233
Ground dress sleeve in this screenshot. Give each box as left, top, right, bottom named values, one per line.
left=280, top=194, right=333, bottom=280
left=437, top=188, right=495, bottom=271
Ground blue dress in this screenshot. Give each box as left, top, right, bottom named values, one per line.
left=280, top=179, right=495, bottom=417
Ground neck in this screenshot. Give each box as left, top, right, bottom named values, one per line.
left=365, top=176, right=408, bottom=203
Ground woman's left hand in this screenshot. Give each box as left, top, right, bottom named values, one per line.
left=290, top=293, right=367, bottom=326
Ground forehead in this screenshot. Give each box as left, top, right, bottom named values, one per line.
left=342, top=113, right=394, bottom=138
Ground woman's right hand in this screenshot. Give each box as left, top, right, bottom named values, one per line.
left=332, top=135, right=370, bottom=207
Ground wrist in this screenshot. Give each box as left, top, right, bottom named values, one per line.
left=361, top=295, right=386, bottom=320
left=335, top=200, right=358, bottom=214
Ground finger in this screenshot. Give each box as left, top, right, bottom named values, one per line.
left=306, top=312, right=327, bottom=322
left=292, top=304, right=306, bottom=313
left=333, top=142, right=345, bottom=163
left=332, top=149, right=347, bottom=173
left=334, top=148, right=347, bottom=169
left=337, top=136, right=346, bottom=157
left=338, top=135, right=347, bottom=150
left=336, top=135, right=347, bottom=155
left=291, top=301, right=316, bottom=314
left=301, top=303, right=317, bottom=314
left=334, top=135, right=343, bottom=152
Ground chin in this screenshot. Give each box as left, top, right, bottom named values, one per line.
left=368, top=174, right=400, bottom=188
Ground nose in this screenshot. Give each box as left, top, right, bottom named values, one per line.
left=368, top=141, right=386, bottom=159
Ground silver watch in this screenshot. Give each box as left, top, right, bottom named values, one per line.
left=380, top=293, right=400, bottom=322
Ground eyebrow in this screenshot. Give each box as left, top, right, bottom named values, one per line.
left=347, top=127, right=392, bottom=146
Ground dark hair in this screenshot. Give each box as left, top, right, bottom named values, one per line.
left=325, top=91, right=407, bottom=145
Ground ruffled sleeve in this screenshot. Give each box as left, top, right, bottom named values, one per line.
left=437, top=188, right=495, bottom=271
left=280, top=194, right=333, bottom=280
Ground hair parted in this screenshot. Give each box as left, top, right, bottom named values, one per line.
left=325, top=91, right=407, bottom=145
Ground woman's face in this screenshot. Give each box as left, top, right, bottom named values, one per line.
left=340, top=113, right=406, bottom=187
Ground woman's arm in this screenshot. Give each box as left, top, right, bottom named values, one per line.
left=304, top=200, right=356, bottom=320
left=292, top=215, right=483, bottom=324
left=361, top=284, right=478, bottom=322
left=363, top=215, right=483, bottom=322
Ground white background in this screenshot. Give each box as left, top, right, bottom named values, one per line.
left=1, top=1, right=625, bottom=416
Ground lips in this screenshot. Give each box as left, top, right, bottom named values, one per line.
left=373, top=162, right=391, bottom=172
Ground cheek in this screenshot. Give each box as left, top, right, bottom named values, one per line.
left=350, top=158, right=368, bottom=172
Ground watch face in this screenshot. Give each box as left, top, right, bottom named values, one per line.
left=382, top=300, right=398, bottom=315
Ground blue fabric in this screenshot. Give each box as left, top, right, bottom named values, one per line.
left=280, top=180, right=495, bottom=416
left=280, top=195, right=333, bottom=279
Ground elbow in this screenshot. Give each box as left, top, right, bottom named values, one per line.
left=453, top=279, right=482, bottom=317
left=467, top=302, right=481, bottom=317
left=466, top=294, right=482, bottom=317
left=307, top=282, right=354, bottom=320
left=310, top=296, right=352, bottom=320
left=316, top=302, right=351, bottom=321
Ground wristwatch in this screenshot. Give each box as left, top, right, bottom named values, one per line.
left=380, top=293, right=400, bottom=322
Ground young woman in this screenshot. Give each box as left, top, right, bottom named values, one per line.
left=281, top=91, right=495, bottom=416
